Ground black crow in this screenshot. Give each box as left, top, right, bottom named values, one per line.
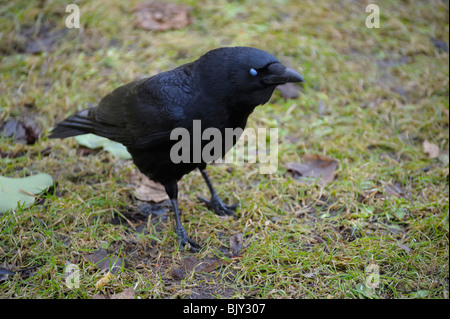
left=49, top=47, right=304, bottom=251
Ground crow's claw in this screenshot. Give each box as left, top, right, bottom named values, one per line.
left=177, top=228, right=201, bottom=252
left=198, top=195, right=238, bottom=217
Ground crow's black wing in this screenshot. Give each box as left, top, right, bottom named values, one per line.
left=50, top=63, right=197, bottom=149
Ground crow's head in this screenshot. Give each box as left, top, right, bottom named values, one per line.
left=197, top=47, right=304, bottom=107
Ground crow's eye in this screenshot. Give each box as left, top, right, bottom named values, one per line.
left=249, top=68, right=258, bottom=76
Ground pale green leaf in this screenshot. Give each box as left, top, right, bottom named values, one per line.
left=0, top=173, right=53, bottom=213
left=74, top=134, right=131, bottom=160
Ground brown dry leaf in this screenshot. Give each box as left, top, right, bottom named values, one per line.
left=230, top=233, right=243, bottom=256
left=129, top=169, right=169, bottom=202
left=84, top=249, right=123, bottom=275
left=196, top=258, right=229, bottom=273
left=133, top=1, right=192, bottom=31
left=383, top=182, right=412, bottom=200
left=286, top=154, right=338, bottom=186
left=0, top=117, right=42, bottom=145
left=111, top=288, right=136, bottom=299
left=93, top=288, right=136, bottom=299
left=422, top=140, right=440, bottom=159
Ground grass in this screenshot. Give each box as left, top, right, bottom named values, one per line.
left=0, top=0, right=448, bottom=299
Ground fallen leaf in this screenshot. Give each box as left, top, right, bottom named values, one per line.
left=285, top=154, right=338, bottom=186
left=0, top=266, right=37, bottom=282
left=84, top=249, right=123, bottom=275
left=196, top=258, right=229, bottom=273
left=0, top=173, right=53, bottom=213
left=430, top=36, right=448, bottom=52
left=0, top=268, right=16, bottom=282
left=422, top=140, right=439, bottom=159
left=102, top=142, right=132, bottom=160
left=0, top=117, right=42, bottom=145
left=276, top=83, right=301, bottom=100
left=384, top=182, right=406, bottom=198
left=230, top=233, right=243, bottom=256
left=129, top=169, right=169, bottom=202
left=74, top=134, right=131, bottom=160
left=133, top=1, right=192, bottom=31
left=111, top=288, right=135, bottom=299
left=93, top=288, right=136, bottom=299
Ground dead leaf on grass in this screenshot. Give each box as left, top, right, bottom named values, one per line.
left=111, top=288, right=135, bottom=299
left=383, top=182, right=409, bottom=199
left=0, top=268, right=16, bottom=282
left=0, top=266, right=38, bottom=282
left=129, top=169, right=169, bottom=202
left=133, top=1, right=192, bottom=31
left=285, top=154, right=338, bottom=186
left=0, top=117, right=42, bottom=145
left=84, top=248, right=123, bottom=275
left=93, top=288, right=136, bottom=299
left=422, top=140, right=440, bottom=159
left=430, top=36, right=448, bottom=53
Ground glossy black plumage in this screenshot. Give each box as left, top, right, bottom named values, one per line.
left=50, top=47, right=304, bottom=251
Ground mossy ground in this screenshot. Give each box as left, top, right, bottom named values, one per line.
left=0, top=0, right=448, bottom=298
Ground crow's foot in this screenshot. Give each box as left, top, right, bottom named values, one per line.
left=176, top=228, right=201, bottom=252
left=198, top=195, right=238, bottom=217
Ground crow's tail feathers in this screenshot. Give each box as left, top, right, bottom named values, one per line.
left=48, top=109, right=96, bottom=139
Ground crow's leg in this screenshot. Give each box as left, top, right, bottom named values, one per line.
left=164, top=181, right=201, bottom=252
left=198, top=168, right=238, bottom=217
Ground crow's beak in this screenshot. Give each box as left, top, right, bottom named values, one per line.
left=284, top=67, right=304, bottom=83
left=264, top=63, right=304, bottom=85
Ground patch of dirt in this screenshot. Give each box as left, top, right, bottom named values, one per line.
left=184, top=275, right=237, bottom=299
left=169, top=256, right=236, bottom=299
left=1, top=20, right=67, bottom=56
left=107, top=236, right=237, bottom=298
left=109, top=202, right=171, bottom=234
